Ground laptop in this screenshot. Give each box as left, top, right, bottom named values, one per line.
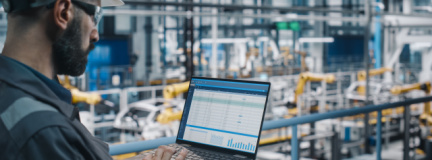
left=168, top=77, right=271, bottom=160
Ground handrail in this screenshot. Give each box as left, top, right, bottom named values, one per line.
left=109, top=96, right=432, bottom=159
left=263, top=95, right=432, bottom=130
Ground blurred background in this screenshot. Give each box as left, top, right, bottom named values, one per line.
left=2, top=0, right=432, bottom=159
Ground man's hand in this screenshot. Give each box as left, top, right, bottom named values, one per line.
left=143, top=145, right=188, bottom=160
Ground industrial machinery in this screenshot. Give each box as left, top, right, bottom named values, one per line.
left=356, top=67, right=392, bottom=95
left=391, top=82, right=432, bottom=125
left=113, top=82, right=189, bottom=141
left=59, top=76, right=102, bottom=105
left=280, top=47, right=294, bottom=66
left=295, top=51, right=309, bottom=72
left=113, top=98, right=183, bottom=140
left=390, top=82, right=432, bottom=154
left=157, top=81, right=190, bottom=124
left=346, top=67, right=395, bottom=104
left=286, top=72, right=335, bottom=109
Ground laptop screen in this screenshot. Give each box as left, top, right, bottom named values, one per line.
left=177, top=78, right=270, bottom=154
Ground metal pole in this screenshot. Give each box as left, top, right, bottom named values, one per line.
left=320, top=80, right=327, bottom=113
left=403, top=105, right=410, bottom=160
left=363, top=0, right=372, bottom=154
left=292, top=125, right=299, bottom=160
left=426, top=138, right=432, bottom=160
left=89, top=104, right=95, bottom=135
left=211, top=7, right=218, bottom=78
left=376, top=110, right=382, bottom=160
left=337, top=70, right=343, bottom=110
left=306, top=81, right=311, bottom=114
left=198, top=0, right=203, bottom=77
left=331, top=125, right=340, bottom=160
left=297, top=95, right=302, bottom=116
left=144, top=10, right=153, bottom=86
left=183, top=0, right=194, bottom=80
left=309, top=122, right=315, bottom=158
left=385, top=115, right=390, bottom=149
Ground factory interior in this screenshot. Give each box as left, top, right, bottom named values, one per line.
left=3, top=0, right=432, bottom=159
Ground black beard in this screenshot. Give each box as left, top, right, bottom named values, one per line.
left=52, top=15, right=93, bottom=76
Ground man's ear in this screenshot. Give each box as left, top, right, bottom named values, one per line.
left=52, top=0, right=73, bottom=30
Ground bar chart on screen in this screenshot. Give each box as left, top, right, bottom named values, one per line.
left=227, top=138, right=256, bottom=152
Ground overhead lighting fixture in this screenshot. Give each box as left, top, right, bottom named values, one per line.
left=299, top=37, right=334, bottom=43
left=201, top=38, right=251, bottom=44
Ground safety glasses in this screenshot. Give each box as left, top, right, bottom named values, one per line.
left=47, top=0, right=103, bottom=26
left=71, top=0, right=102, bottom=26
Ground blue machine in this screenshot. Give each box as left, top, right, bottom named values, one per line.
left=86, top=39, right=129, bottom=91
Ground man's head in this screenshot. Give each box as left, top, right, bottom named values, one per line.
left=2, top=0, right=123, bottom=76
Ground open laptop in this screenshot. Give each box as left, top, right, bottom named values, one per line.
left=168, top=77, right=271, bottom=160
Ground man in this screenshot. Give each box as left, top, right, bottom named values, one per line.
left=0, top=0, right=187, bottom=159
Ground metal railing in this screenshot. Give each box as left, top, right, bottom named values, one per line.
left=109, top=96, right=432, bottom=159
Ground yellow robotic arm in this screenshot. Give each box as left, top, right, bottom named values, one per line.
left=162, top=81, right=190, bottom=100
left=294, top=51, right=308, bottom=72
left=58, top=76, right=102, bottom=105
left=391, top=82, right=431, bottom=116
left=357, top=67, right=392, bottom=95
left=357, top=67, right=392, bottom=81
left=280, top=47, right=294, bottom=66
left=158, top=81, right=190, bottom=124
left=293, top=72, right=336, bottom=105
left=390, top=82, right=430, bottom=95
left=70, top=88, right=102, bottom=105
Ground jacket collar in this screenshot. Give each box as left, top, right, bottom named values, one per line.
left=0, top=55, right=77, bottom=120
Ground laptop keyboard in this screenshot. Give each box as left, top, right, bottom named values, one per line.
left=166, top=144, right=245, bottom=160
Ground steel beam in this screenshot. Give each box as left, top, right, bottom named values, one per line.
left=121, top=0, right=363, bottom=14
left=399, top=36, right=432, bottom=44
left=102, top=10, right=366, bottom=22
left=383, top=15, right=432, bottom=27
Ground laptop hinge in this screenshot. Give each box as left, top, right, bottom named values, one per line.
left=233, top=154, right=247, bottom=159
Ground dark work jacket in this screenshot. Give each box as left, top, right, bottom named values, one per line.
left=0, top=55, right=112, bottom=160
